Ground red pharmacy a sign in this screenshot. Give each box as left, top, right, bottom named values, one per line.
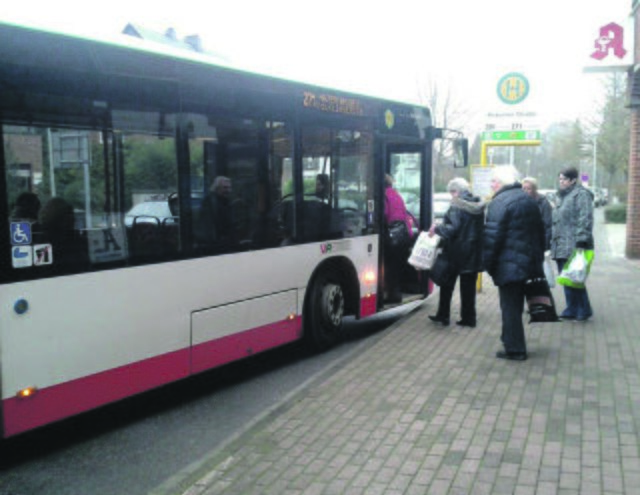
left=591, top=22, right=627, bottom=61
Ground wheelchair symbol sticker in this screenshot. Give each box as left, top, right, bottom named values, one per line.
left=12, top=246, right=33, bottom=268
left=10, top=222, right=32, bottom=245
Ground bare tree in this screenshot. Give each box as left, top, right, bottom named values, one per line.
left=415, top=75, right=473, bottom=190
left=595, top=73, right=630, bottom=199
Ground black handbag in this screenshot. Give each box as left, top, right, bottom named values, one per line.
left=386, top=220, right=409, bottom=250
left=429, top=250, right=457, bottom=287
left=524, top=277, right=560, bottom=323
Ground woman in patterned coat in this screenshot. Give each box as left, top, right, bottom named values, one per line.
left=550, top=166, right=594, bottom=321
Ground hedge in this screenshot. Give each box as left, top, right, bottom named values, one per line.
left=604, top=203, right=627, bottom=224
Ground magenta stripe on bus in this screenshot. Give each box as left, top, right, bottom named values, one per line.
left=360, top=294, right=378, bottom=318
left=191, top=316, right=303, bottom=374
left=2, top=317, right=304, bottom=437
left=2, top=348, right=190, bottom=437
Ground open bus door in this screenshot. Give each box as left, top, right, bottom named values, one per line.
left=382, top=144, right=432, bottom=306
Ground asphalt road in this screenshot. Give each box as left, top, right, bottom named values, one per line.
left=0, top=301, right=422, bottom=495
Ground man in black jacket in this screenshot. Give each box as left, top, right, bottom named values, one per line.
left=483, top=165, right=545, bottom=361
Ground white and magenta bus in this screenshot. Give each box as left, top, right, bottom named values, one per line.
left=0, top=22, right=468, bottom=437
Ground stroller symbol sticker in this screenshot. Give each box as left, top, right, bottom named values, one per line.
left=12, top=246, right=33, bottom=268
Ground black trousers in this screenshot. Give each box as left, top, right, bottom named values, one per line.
left=384, top=248, right=403, bottom=298
left=498, top=282, right=527, bottom=354
left=437, top=272, right=478, bottom=323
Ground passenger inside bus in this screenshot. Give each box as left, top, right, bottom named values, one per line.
left=195, top=176, right=237, bottom=252
left=163, top=192, right=181, bottom=253
left=10, top=191, right=41, bottom=223
left=315, top=173, right=329, bottom=201
left=167, top=192, right=180, bottom=217
left=272, top=174, right=337, bottom=245
left=38, top=197, right=89, bottom=269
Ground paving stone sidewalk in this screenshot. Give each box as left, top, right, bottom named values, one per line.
left=180, top=212, right=640, bottom=495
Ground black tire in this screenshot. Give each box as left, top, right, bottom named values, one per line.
left=306, top=271, right=345, bottom=351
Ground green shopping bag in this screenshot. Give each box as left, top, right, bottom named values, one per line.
left=557, top=249, right=594, bottom=289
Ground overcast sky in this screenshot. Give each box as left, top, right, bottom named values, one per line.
left=0, top=0, right=633, bottom=134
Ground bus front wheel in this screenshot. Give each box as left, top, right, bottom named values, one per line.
left=307, top=272, right=345, bottom=351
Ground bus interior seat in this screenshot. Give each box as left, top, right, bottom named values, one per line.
left=129, top=218, right=162, bottom=258
left=161, top=217, right=180, bottom=254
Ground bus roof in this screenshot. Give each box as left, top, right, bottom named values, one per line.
left=0, top=20, right=427, bottom=111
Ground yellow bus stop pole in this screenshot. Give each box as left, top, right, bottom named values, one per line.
left=476, top=142, right=489, bottom=293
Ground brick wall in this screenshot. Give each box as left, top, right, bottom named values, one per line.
left=630, top=6, right=640, bottom=258
left=629, top=109, right=640, bottom=258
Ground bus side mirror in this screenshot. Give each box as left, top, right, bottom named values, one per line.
left=453, top=138, right=469, bottom=168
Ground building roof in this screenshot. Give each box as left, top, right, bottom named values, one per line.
left=122, top=23, right=230, bottom=62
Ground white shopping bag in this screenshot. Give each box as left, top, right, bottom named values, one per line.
left=557, top=249, right=593, bottom=288
left=543, top=252, right=555, bottom=288
left=408, top=232, right=441, bottom=270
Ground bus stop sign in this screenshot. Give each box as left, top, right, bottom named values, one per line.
left=482, top=130, right=541, bottom=141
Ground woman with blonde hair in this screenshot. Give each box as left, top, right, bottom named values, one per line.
left=427, top=177, right=485, bottom=327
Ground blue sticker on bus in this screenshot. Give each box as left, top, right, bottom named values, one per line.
left=10, top=222, right=32, bottom=245
left=12, top=246, right=33, bottom=268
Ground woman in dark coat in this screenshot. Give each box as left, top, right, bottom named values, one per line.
left=483, top=166, right=545, bottom=361
left=522, top=177, right=553, bottom=251
left=427, top=178, right=485, bottom=327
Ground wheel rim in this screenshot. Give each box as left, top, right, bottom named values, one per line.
left=321, top=283, right=344, bottom=328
